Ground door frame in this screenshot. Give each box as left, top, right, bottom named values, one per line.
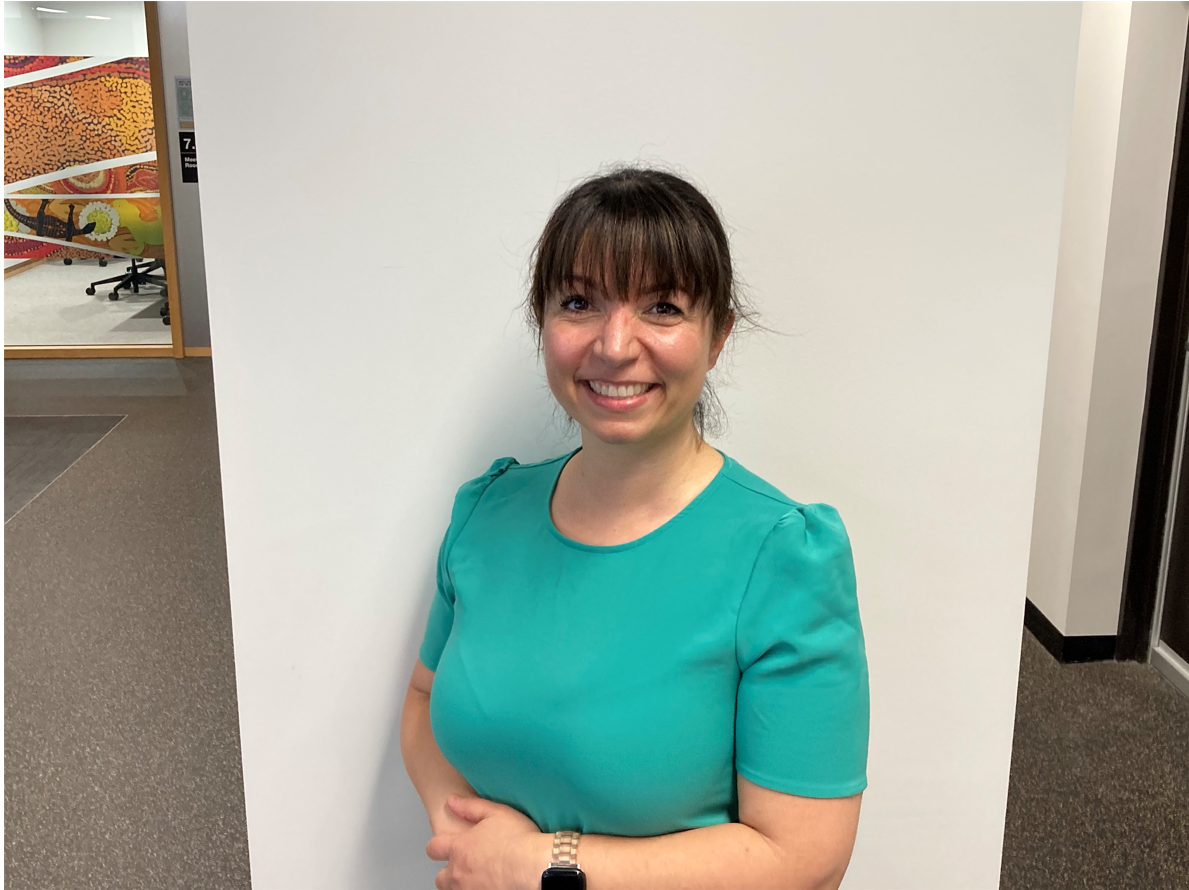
left=1146, top=339, right=1189, bottom=697
left=1117, top=19, right=1189, bottom=661
left=4, top=1, right=185, bottom=360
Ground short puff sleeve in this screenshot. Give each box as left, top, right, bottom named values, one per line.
left=418, top=456, right=518, bottom=671
left=735, top=503, right=869, bottom=798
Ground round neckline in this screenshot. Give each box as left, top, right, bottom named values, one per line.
left=545, top=445, right=731, bottom=552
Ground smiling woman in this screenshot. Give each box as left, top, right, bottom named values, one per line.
left=400, top=166, right=870, bottom=890
left=527, top=167, right=748, bottom=443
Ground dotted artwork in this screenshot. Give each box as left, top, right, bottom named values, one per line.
left=10, top=161, right=159, bottom=196
left=5, top=196, right=164, bottom=260
left=4, top=57, right=156, bottom=185
left=3, top=56, right=90, bottom=78
left=4, top=56, right=162, bottom=261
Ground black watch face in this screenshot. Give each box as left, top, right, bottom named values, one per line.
left=541, top=866, right=585, bottom=889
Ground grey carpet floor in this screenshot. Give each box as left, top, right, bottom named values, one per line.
left=5, top=356, right=188, bottom=398
left=5, top=415, right=125, bottom=521
left=4, top=357, right=1187, bottom=889
left=1000, top=630, right=1189, bottom=889
left=4, top=358, right=251, bottom=890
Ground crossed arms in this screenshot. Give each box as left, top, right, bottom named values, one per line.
left=400, top=659, right=861, bottom=890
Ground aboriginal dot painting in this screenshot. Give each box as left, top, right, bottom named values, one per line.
left=4, top=56, right=90, bottom=78
left=4, top=55, right=163, bottom=261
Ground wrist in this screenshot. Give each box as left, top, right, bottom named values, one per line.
left=522, top=830, right=555, bottom=890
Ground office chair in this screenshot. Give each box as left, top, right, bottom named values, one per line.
left=85, top=257, right=171, bottom=325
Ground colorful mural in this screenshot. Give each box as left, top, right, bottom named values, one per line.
left=9, top=160, right=159, bottom=197
left=4, top=57, right=155, bottom=182
left=4, top=196, right=163, bottom=260
left=4, top=56, right=90, bottom=78
left=4, top=55, right=161, bottom=262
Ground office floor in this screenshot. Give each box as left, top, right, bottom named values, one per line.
left=4, top=358, right=250, bottom=889
left=3, top=357, right=1188, bottom=890
left=4, top=259, right=171, bottom=346
left=1002, top=631, right=1189, bottom=888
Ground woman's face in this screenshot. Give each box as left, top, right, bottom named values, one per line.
left=542, top=267, right=732, bottom=448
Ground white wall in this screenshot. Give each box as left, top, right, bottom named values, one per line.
left=1027, top=1, right=1188, bottom=638
left=2, top=2, right=44, bottom=52
left=157, top=1, right=211, bottom=348
left=186, top=4, right=1082, bottom=888
left=1, top=1, right=147, bottom=56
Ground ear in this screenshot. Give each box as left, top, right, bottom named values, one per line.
left=707, top=311, right=735, bottom=370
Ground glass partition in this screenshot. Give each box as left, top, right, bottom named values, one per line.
left=4, top=1, right=172, bottom=346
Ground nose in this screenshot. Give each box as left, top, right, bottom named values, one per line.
left=593, top=302, right=640, bottom=363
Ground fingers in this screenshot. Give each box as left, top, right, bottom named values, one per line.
left=426, top=835, right=451, bottom=862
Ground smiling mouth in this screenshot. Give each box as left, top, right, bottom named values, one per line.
left=585, top=380, right=656, bottom=398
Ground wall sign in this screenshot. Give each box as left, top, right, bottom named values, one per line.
left=179, top=130, right=198, bottom=183
left=175, top=76, right=194, bottom=128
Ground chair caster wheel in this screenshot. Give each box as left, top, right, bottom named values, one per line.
left=63, top=257, right=72, bottom=265
left=86, top=286, right=96, bottom=296
left=109, top=292, right=119, bottom=301
left=159, top=305, right=168, bottom=316
left=163, top=316, right=171, bottom=326
left=99, top=259, right=108, bottom=267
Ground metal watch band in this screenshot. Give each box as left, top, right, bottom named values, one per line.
left=549, top=829, right=581, bottom=868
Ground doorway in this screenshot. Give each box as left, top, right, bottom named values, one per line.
left=1151, top=361, right=1189, bottom=698
left=3, top=0, right=184, bottom=358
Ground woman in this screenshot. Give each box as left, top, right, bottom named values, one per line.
left=400, top=167, right=869, bottom=890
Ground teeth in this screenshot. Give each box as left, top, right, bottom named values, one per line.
left=590, top=381, right=652, bottom=398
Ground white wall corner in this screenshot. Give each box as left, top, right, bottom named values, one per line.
left=1028, top=0, right=1189, bottom=637
left=1027, top=1, right=1132, bottom=634
left=1068, top=0, right=1189, bottom=637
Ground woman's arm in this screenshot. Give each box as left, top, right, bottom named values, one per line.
left=573, top=778, right=861, bottom=890
left=399, top=658, right=480, bottom=836
left=408, top=653, right=862, bottom=889
left=434, top=773, right=861, bottom=890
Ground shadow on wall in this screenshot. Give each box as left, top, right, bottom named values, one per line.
left=352, top=552, right=444, bottom=889
left=350, top=368, right=577, bottom=888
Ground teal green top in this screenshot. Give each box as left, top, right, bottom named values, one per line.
left=419, top=448, right=869, bottom=837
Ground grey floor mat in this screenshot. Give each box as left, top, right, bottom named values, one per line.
left=4, top=415, right=125, bottom=522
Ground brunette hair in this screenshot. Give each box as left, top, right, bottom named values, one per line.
left=524, top=164, right=758, bottom=439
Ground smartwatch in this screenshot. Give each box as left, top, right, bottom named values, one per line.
left=540, top=829, right=586, bottom=889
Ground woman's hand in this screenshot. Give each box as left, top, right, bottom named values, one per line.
left=426, top=794, right=552, bottom=890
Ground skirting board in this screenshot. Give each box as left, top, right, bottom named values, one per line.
left=1024, top=598, right=1117, bottom=663
left=4, top=258, right=47, bottom=279
left=5, top=345, right=210, bottom=359
left=5, top=345, right=176, bottom=359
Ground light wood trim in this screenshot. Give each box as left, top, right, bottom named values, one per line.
left=145, top=1, right=185, bottom=359
left=183, top=346, right=212, bottom=357
left=4, top=257, right=47, bottom=279
left=4, top=344, right=176, bottom=359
